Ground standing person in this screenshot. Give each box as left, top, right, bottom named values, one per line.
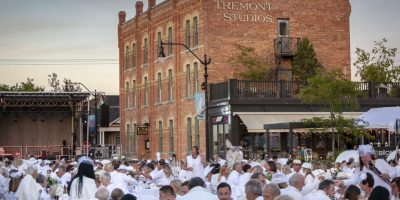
left=68, top=156, right=97, bottom=199
left=335, top=145, right=396, bottom=193
left=180, top=177, right=218, bottom=200
left=280, top=173, right=305, bottom=200
left=185, top=146, right=204, bottom=178
left=15, top=165, right=42, bottom=200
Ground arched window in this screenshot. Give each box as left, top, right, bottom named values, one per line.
left=169, top=120, right=174, bottom=153
left=144, top=38, right=148, bottom=64
left=125, top=46, right=129, bottom=69
left=187, top=117, right=192, bottom=152
left=185, top=20, right=190, bottom=48
left=168, top=27, right=173, bottom=55
left=193, top=16, right=198, bottom=47
left=144, top=76, right=148, bottom=106
left=194, top=62, right=199, bottom=93
left=132, top=43, right=137, bottom=68
left=168, top=69, right=173, bottom=101
left=157, top=72, right=162, bottom=103
left=186, top=64, right=191, bottom=97
left=159, top=120, right=163, bottom=152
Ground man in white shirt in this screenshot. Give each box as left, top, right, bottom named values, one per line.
left=181, top=177, right=218, bottom=200
left=304, top=180, right=334, bottom=200
left=141, top=162, right=164, bottom=185
left=281, top=173, right=305, bottom=200
left=36, top=174, right=51, bottom=200
left=287, top=159, right=304, bottom=178
left=99, top=173, right=115, bottom=195
left=15, top=165, right=42, bottom=200
left=262, top=183, right=281, bottom=200
left=227, top=162, right=242, bottom=187
left=244, top=179, right=263, bottom=200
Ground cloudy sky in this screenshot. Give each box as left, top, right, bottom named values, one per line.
left=0, top=0, right=399, bottom=94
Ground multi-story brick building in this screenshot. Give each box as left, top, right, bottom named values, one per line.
left=118, top=0, right=351, bottom=160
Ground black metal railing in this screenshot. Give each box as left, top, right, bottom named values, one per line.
left=274, top=37, right=300, bottom=57
left=210, top=79, right=400, bottom=102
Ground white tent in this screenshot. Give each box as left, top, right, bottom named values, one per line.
left=357, top=107, right=400, bottom=132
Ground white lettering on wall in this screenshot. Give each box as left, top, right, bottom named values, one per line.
left=215, top=0, right=273, bottom=23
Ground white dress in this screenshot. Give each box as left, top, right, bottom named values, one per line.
left=187, top=155, right=204, bottom=178
left=69, top=176, right=97, bottom=200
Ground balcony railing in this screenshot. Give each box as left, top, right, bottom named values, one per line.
left=274, top=37, right=300, bottom=57
left=210, top=79, right=400, bottom=102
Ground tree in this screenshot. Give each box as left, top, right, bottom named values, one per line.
left=0, top=78, right=44, bottom=91
left=231, top=44, right=271, bottom=80
left=354, top=38, right=399, bottom=84
left=291, top=37, right=322, bottom=80
left=299, top=69, right=362, bottom=153
left=48, top=73, right=82, bottom=92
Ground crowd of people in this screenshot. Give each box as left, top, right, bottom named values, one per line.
left=1, top=144, right=400, bottom=200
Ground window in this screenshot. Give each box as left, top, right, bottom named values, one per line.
left=132, top=43, right=137, bottom=68
left=185, top=20, right=190, bottom=48
left=186, top=64, right=191, bottom=97
left=195, top=118, right=200, bottom=147
left=126, top=124, right=131, bottom=152
left=168, top=69, right=173, bottom=101
left=157, top=72, right=162, bottom=103
left=125, top=46, right=129, bottom=69
left=133, top=123, right=137, bottom=154
left=132, top=80, right=136, bottom=108
left=169, top=120, right=174, bottom=153
left=157, top=32, right=162, bottom=57
left=168, top=27, right=173, bottom=55
left=278, top=19, right=289, bottom=37
left=187, top=118, right=192, bottom=152
left=115, top=135, right=120, bottom=145
left=193, top=17, right=198, bottom=47
left=144, top=77, right=148, bottom=106
left=144, top=38, right=148, bottom=64
left=159, top=121, right=163, bottom=152
left=193, top=62, right=199, bottom=93
left=125, top=82, right=130, bottom=108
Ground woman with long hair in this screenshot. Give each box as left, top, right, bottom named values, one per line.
left=68, top=156, right=97, bottom=199
left=184, top=146, right=204, bottom=178
left=335, top=145, right=395, bottom=193
left=301, top=162, right=314, bottom=185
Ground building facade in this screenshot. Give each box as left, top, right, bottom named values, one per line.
left=118, top=0, right=351, bottom=160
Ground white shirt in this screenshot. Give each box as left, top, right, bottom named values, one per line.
left=112, top=172, right=137, bottom=193
left=187, top=155, right=204, bottom=178
left=344, top=159, right=395, bottom=193
left=39, top=186, right=51, bottom=200
left=281, top=185, right=304, bottom=200
left=148, top=169, right=165, bottom=185
left=69, top=176, right=97, bottom=199
left=0, top=174, right=6, bottom=193
left=180, top=186, right=218, bottom=200
left=227, top=170, right=240, bottom=186
left=304, top=190, right=330, bottom=200
left=239, top=172, right=252, bottom=197
left=15, top=174, right=42, bottom=200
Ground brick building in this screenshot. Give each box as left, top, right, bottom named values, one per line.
left=118, top=0, right=351, bottom=160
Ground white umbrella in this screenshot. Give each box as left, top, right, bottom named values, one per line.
left=386, top=150, right=399, bottom=161
left=335, top=150, right=359, bottom=163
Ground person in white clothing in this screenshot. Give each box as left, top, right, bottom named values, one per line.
left=185, top=146, right=204, bottom=178
left=36, top=174, right=51, bottom=200
left=68, top=156, right=97, bottom=199
left=335, top=144, right=396, bottom=193
left=304, top=179, right=335, bottom=200
left=180, top=177, right=218, bottom=200
left=141, top=162, right=164, bottom=185
left=227, top=162, right=242, bottom=187
left=287, top=159, right=304, bottom=178
left=238, top=164, right=252, bottom=196
left=0, top=167, right=7, bottom=194
left=262, top=183, right=281, bottom=200
left=280, top=173, right=305, bottom=200
left=217, top=182, right=232, bottom=200
left=99, top=173, right=115, bottom=195
left=244, top=179, right=263, bottom=200
left=15, top=165, right=42, bottom=200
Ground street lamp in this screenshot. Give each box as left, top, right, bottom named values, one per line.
left=158, top=41, right=212, bottom=161
left=72, top=82, right=102, bottom=156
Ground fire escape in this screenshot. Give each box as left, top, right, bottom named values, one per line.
left=274, top=37, right=300, bottom=81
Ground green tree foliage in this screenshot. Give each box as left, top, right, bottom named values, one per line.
left=0, top=78, right=44, bottom=91
left=48, top=73, right=82, bottom=92
left=291, top=37, right=322, bottom=80
left=300, top=69, right=360, bottom=113
left=231, top=44, right=271, bottom=80
left=354, top=38, right=399, bottom=84
left=300, top=69, right=364, bottom=152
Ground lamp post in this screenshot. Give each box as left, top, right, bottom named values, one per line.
left=158, top=41, right=212, bottom=161
left=72, top=82, right=101, bottom=156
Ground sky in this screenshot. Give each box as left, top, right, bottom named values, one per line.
left=0, top=0, right=399, bottom=95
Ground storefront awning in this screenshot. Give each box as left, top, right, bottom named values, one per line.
left=234, top=112, right=362, bottom=133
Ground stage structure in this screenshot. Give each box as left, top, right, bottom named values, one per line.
left=0, top=92, right=90, bottom=159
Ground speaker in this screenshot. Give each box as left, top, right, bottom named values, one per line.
left=100, top=104, right=109, bottom=127
left=62, top=140, right=67, bottom=146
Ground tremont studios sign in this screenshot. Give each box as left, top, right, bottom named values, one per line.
left=214, top=0, right=273, bottom=23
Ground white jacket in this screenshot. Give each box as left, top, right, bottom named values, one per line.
left=180, top=186, right=218, bottom=200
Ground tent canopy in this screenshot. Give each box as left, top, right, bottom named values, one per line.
left=357, top=107, right=400, bottom=132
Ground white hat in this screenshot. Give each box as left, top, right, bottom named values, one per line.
left=218, top=159, right=227, bottom=166
left=272, top=173, right=288, bottom=184
left=358, top=144, right=375, bottom=156
left=312, top=169, right=326, bottom=177
left=291, top=159, right=302, bottom=166
left=118, top=165, right=128, bottom=171
left=301, top=162, right=313, bottom=170
left=203, top=165, right=213, bottom=178
left=78, top=156, right=94, bottom=166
